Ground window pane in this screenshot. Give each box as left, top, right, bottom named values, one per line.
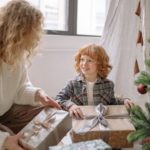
left=0, top=0, right=10, bottom=6
left=41, top=0, right=68, bottom=31
left=28, top=0, right=40, bottom=8
left=0, top=0, right=69, bottom=32
left=77, top=0, right=106, bottom=36
left=27, top=0, right=69, bottom=31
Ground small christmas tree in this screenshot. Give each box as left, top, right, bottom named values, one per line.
left=127, top=38, right=150, bottom=150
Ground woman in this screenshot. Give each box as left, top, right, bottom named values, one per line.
left=0, top=0, right=61, bottom=149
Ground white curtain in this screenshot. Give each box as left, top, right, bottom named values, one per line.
left=141, top=0, right=150, bottom=61
left=100, top=0, right=150, bottom=106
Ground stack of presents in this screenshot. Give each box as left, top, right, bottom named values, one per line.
left=19, top=105, right=135, bottom=150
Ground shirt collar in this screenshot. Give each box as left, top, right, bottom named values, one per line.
left=76, top=73, right=104, bottom=83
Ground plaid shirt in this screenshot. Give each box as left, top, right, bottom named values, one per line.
left=55, top=74, right=124, bottom=110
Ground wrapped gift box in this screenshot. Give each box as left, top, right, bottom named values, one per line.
left=20, top=108, right=72, bottom=150
left=49, top=139, right=111, bottom=150
left=71, top=105, right=135, bottom=148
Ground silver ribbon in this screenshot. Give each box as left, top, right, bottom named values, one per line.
left=76, top=103, right=108, bottom=133
left=23, top=110, right=57, bottom=142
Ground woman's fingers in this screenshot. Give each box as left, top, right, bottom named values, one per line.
left=38, top=94, right=61, bottom=109
left=47, top=97, right=61, bottom=109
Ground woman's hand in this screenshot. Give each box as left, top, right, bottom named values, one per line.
left=35, top=90, right=61, bottom=109
left=69, top=104, right=84, bottom=119
left=3, top=133, right=25, bottom=150
left=124, top=99, right=134, bottom=108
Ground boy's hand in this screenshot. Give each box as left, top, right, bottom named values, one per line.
left=124, top=99, right=134, bottom=108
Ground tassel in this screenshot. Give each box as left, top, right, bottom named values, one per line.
left=135, top=1, right=141, bottom=17
left=136, top=30, right=143, bottom=46
left=134, top=59, right=140, bottom=75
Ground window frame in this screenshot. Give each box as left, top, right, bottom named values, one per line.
left=45, top=0, right=102, bottom=37
left=46, top=0, right=78, bottom=36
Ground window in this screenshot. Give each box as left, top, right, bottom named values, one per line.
left=0, top=0, right=107, bottom=36
left=77, top=0, right=106, bottom=36
left=30, top=0, right=69, bottom=32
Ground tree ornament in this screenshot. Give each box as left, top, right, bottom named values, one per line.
left=137, top=84, right=147, bottom=94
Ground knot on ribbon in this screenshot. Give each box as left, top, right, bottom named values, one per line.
left=76, top=103, right=108, bottom=133
left=23, top=110, right=56, bottom=141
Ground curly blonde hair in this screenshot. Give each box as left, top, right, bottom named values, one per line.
left=0, top=0, right=43, bottom=68
left=74, top=44, right=112, bottom=78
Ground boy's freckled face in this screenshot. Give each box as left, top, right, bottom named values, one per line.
left=79, top=55, right=98, bottom=76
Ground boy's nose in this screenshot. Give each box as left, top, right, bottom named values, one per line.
left=83, top=60, right=88, bottom=65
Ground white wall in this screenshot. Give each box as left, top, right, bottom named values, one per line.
left=29, top=35, right=100, bottom=97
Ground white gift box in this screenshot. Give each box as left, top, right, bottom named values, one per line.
left=49, top=139, right=112, bottom=150
left=20, top=108, right=72, bottom=150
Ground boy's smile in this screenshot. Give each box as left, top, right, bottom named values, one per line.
left=80, top=55, right=98, bottom=81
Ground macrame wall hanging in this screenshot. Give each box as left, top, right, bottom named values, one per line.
left=134, top=0, right=142, bottom=76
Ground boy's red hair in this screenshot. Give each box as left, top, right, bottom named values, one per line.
left=74, top=44, right=112, bottom=78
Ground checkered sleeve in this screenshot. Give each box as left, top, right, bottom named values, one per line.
left=108, top=81, right=124, bottom=105
left=55, top=80, right=76, bottom=110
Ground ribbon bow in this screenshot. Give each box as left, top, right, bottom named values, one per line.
left=23, top=110, right=56, bottom=141
left=76, top=103, right=108, bottom=133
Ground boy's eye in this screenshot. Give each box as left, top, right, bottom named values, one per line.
left=80, top=58, right=94, bottom=63
left=87, top=59, right=92, bottom=62
left=80, top=58, right=84, bottom=62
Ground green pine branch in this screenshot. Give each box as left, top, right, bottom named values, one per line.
left=145, top=103, right=150, bottom=121
left=129, top=105, right=149, bottom=122
left=143, top=143, right=150, bottom=150
left=127, top=128, right=150, bottom=143
left=145, top=59, right=150, bottom=68
left=127, top=103, right=150, bottom=150
left=135, top=71, right=150, bottom=85
left=147, top=86, right=150, bottom=93
left=148, top=37, right=150, bottom=43
left=134, top=57, right=150, bottom=88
